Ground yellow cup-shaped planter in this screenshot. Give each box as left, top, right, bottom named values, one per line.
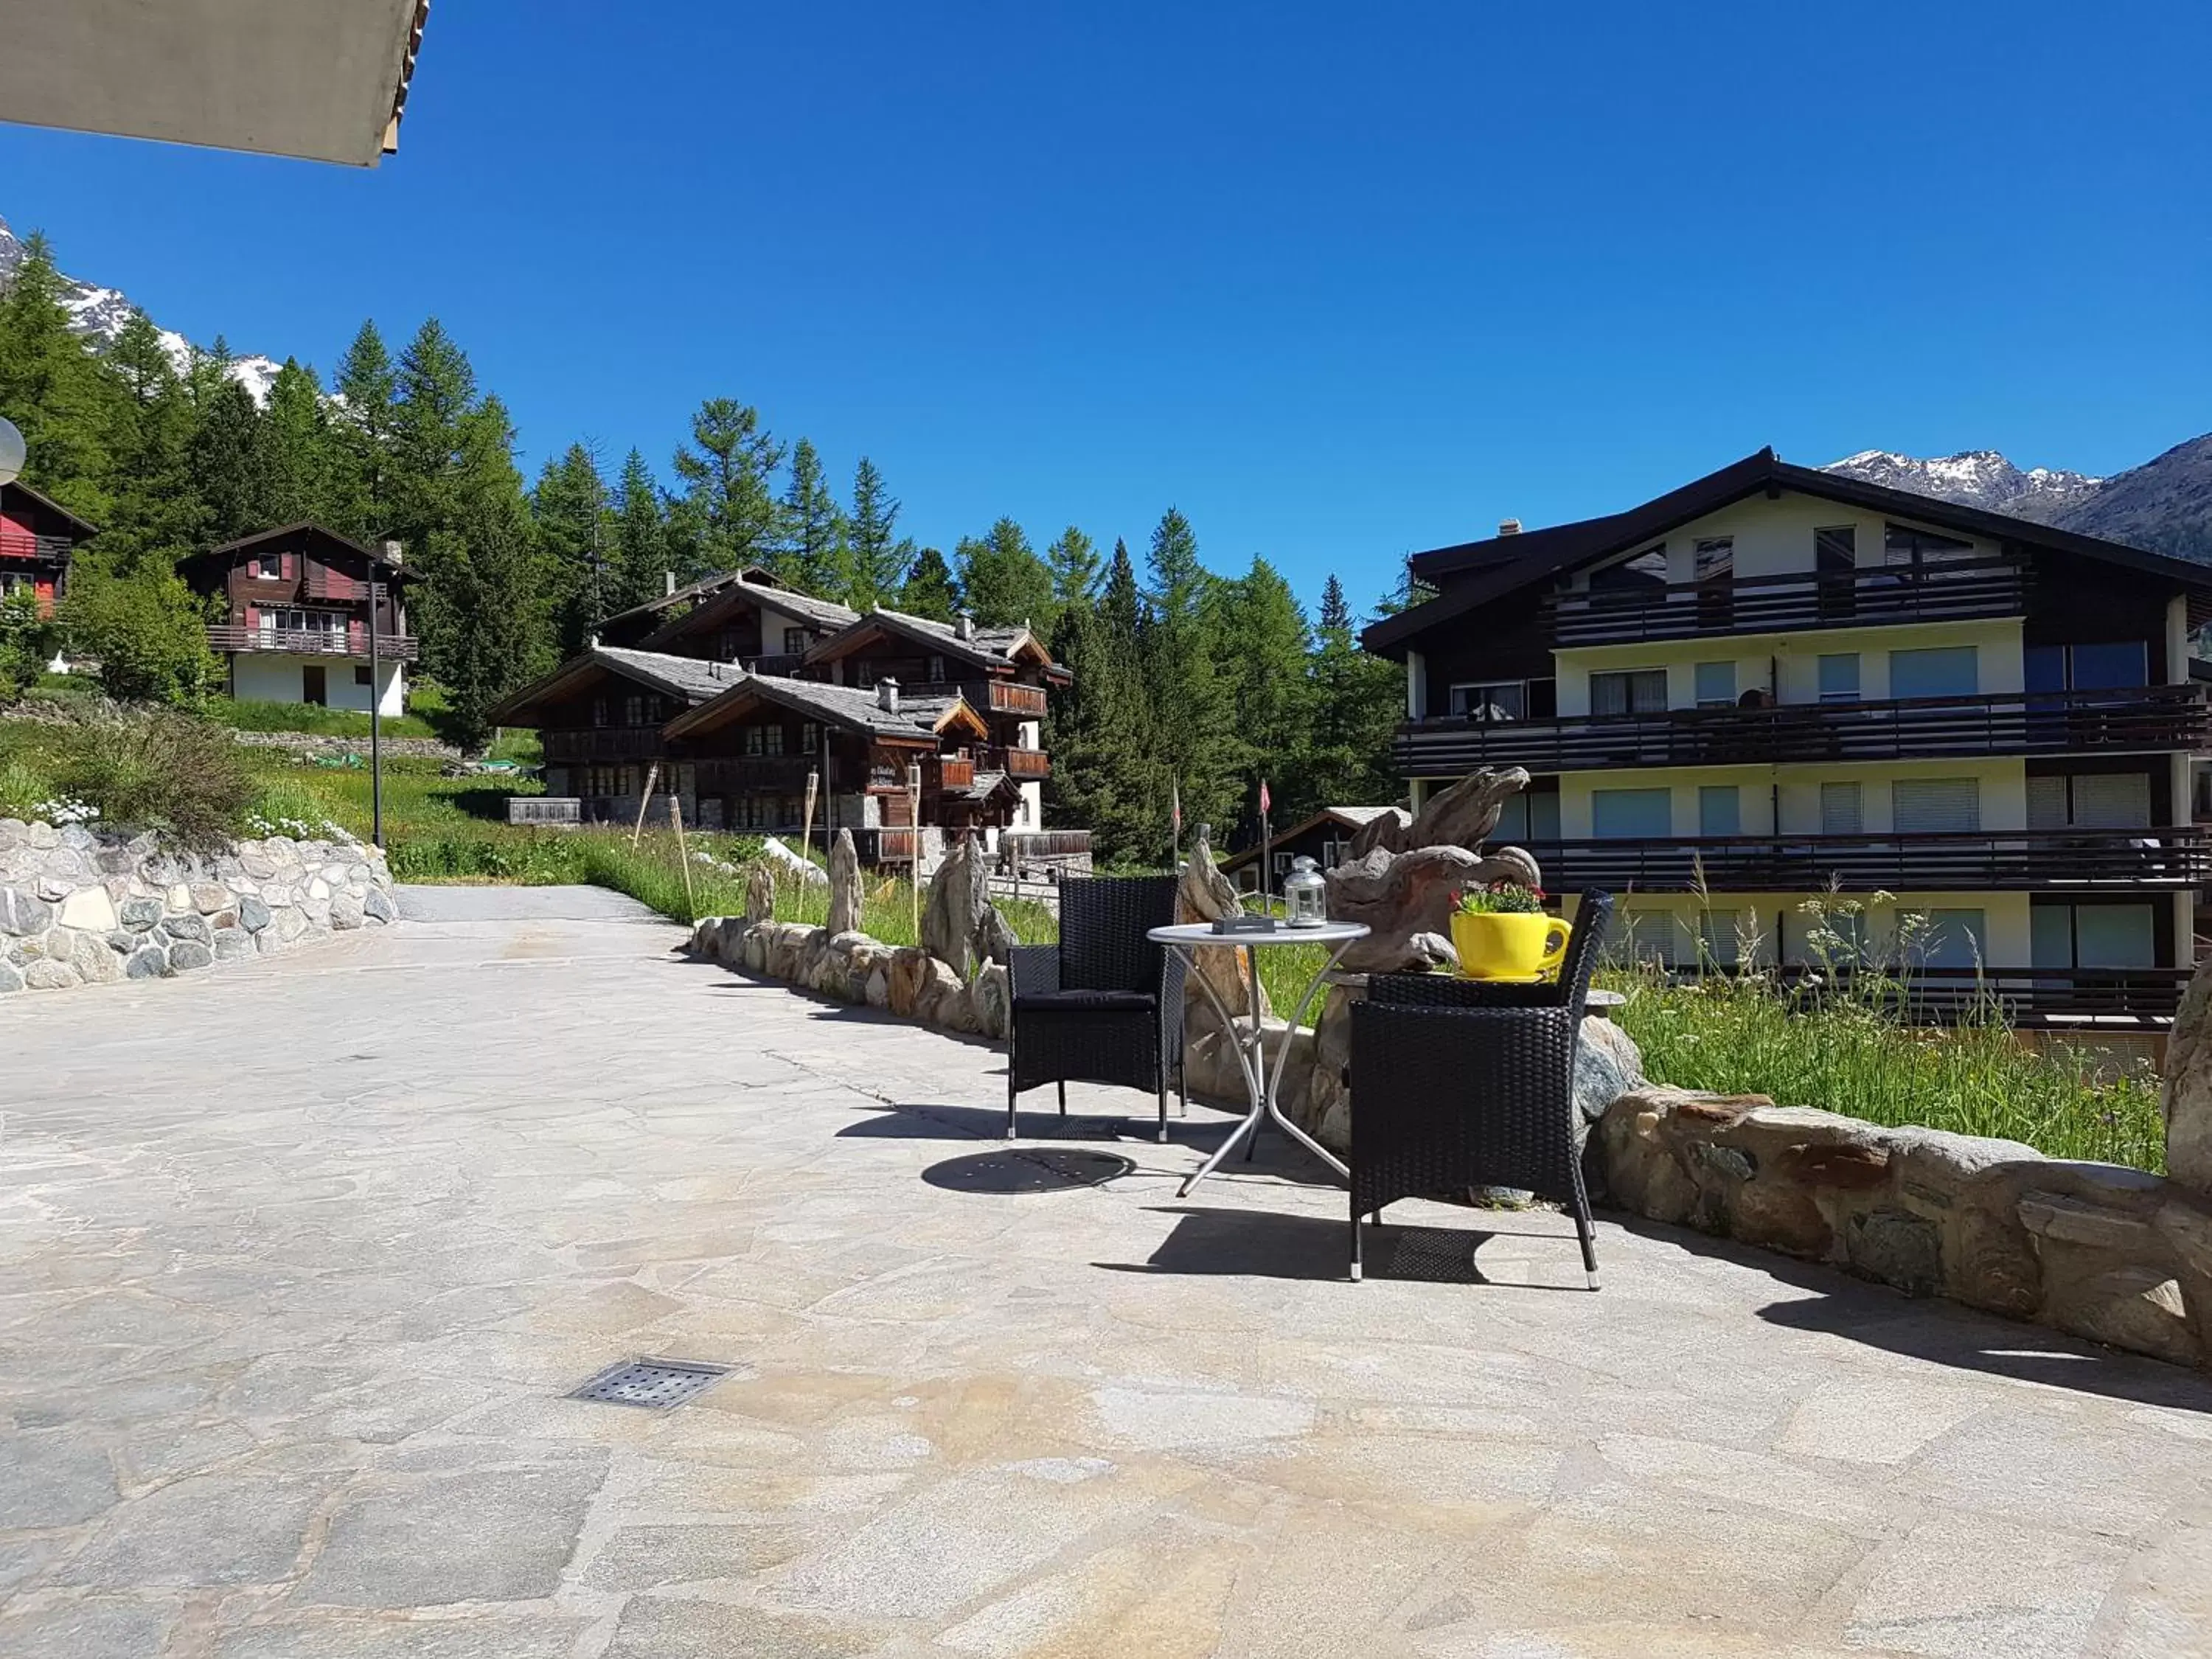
left=1451, top=910, right=1572, bottom=981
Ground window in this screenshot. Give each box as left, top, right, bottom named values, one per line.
left=1698, top=785, right=1741, bottom=837
left=1590, top=669, right=1667, bottom=717
left=1450, top=681, right=1526, bottom=720
left=784, top=626, right=807, bottom=655
left=1918, top=909, right=1987, bottom=970
left=801, top=725, right=818, bottom=754
left=1786, top=908, right=1867, bottom=967
left=252, top=554, right=286, bottom=580
left=625, top=694, right=646, bottom=726
left=1490, top=791, right=1562, bottom=843
left=1889, top=646, right=1977, bottom=699
left=355, top=666, right=372, bottom=686
left=2026, top=641, right=2149, bottom=693
left=591, top=697, right=609, bottom=728
left=1818, top=653, right=1860, bottom=703
left=1815, top=526, right=1857, bottom=571
left=1592, top=545, right=1668, bottom=588
left=1593, top=787, right=1672, bottom=838
left=1699, top=910, right=1750, bottom=967
left=2028, top=771, right=2152, bottom=830
left=302, top=664, right=327, bottom=706
left=1692, top=537, right=1733, bottom=581
left=2034, top=902, right=2156, bottom=970
left=1820, top=782, right=1863, bottom=834
left=1694, top=661, right=1736, bottom=709
left=1617, top=911, right=1680, bottom=967
left=928, top=654, right=947, bottom=684
left=1892, top=777, right=1980, bottom=833
left=1884, top=523, right=1978, bottom=566
left=745, top=725, right=765, bottom=756
left=763, top=724, right=785, bottom=757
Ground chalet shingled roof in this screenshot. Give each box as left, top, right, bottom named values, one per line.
left=0, top=480, right=100, bottom=539
left=482, top=646, right=743, bottom=726
left=801, top=607, right=1058, bottom=675
left=1362, top=446, right=2212, bottom=659
left=600, top=568, right=858, bottom=635
left=664, top=672, right=984, bottom=743
left=182, top=522, right=414, bottom=579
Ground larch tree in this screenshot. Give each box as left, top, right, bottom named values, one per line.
left=330, top=319, right=398, bottom=538
left=257, top=358, right=338, bottom=528
left=611, top=447, right=669, bottom=616
left=776, top=437, right=844, bottom=596
left=956, top=517, right=1055, bottom=630
left=838, top=456, right=907, bottom=611
left=668, top=397, right=784, bottom=583
left=1143, top=507, right=1237, bottom=842
left=1304, top=574, right=1404, bottom=810
left=0, top=232, right=117, bottom=520
left=532, top=442, right=613, bottom=656
left=1046, top=525, right=1102, bottom=608
left=897, top=546, right=961, bottom=622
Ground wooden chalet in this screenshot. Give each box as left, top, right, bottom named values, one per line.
left=597, top=567, right=857, bottom=671
left=664, top=674, right=998, bottom=858
left=800, top=609, right=1068, bottom=844
left=0, top=481, right=97, bottom=617
left=1220, top=807, right=1407, bottom=893
left=175, top=524, right=416, bottom=714
left=485, top=647, right=746, bottom=824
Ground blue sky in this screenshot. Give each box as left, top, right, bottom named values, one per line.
left=3, top=1, right=2207, bottom=613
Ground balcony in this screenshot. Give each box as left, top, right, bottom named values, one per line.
left=207, top=625, right=419, bottom=661
left=928, top=754, right=978, bottom=791
left=542, top=726, right=667, bottom=762
left=982, top=745, right=1051, bottom=780
left=1548, top=555, right=2026, bottom=647
left=1668, top=964, right=2192, bottom=1027
left=969, top=679, right=1048, bottom=717
left=1530, top=826, right=2212, bottom=893
left=304, top=566, right=364, bottom=602
left=1397, top=684, right=2212, bottom=776
left=693, top=756, right=816, bottom=792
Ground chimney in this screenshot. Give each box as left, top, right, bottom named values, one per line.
left=877, top=678, right=900, bottom=715
left=955, top=612, right=974, bottom=641
left=664, top=570, right=677, bottom=596
left=1498, top=518, right=1523, bottom=537
left=380, top=538, right=404, bottom=568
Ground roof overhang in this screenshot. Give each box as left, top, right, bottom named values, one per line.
left=486, top=650, right=717, bottom=728
left=1363, top=447, right=2212, bottom=659
left=1, top=480, right=100, bottom=540
left=0, top=0, right=428, bottom=167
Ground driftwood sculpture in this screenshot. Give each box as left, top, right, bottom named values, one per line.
left=1326, top=768, right=1543, bottom=975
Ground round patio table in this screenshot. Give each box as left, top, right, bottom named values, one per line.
left=1148, top=921, right=1368, bottom=1197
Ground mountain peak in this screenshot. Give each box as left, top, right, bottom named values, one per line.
left=0, top=213, right=281, bottom=405
left=1820, top=447, right=2103, bottom=524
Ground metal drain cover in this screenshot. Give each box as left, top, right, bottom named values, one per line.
left=569, top=1357, right=731, bottom=1409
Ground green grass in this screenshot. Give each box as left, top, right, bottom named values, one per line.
left=1609, top=966, right=2166, bottom=1172
left=205, top=696, right=442, bottom=741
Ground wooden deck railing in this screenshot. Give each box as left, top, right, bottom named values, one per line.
left=1548, top=555, right=2027, bottom=646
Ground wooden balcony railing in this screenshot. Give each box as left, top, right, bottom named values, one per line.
left=692, top=756, right=816, bottom=792
left=981, top=745, right=1050, bottom=779
left=1530, top=826, right=2212, bottom=893
left=970, top=679, right=1048, bottom=717
left=542, top=726, right=667, bottom=762
left=304, top=567, right=364, bottom=602
left=1655, top=963, right=2193, bottom=1026
left=1396, top=684, right=2212, bottom=776
left=1548, top=555, right=2027, bottom=647
left=1004, top=830, right=1092, bottom=860
left=206, top=625, right=419, bottom=661
left=0, top=530, right=75, bottom=564
left=507, top=796, right=582, bottom=827
left=929, top=754, right=977, bottom=791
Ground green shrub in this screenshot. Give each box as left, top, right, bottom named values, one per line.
left=50, top=709, right=251, bottom=849
left=0, top=755, right=52, bottom=818
left=0, top=589, right=58, bottom=701
left=60, top=565, right=221, bottom=706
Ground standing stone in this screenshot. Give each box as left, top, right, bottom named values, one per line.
left=826, top=830, right=863, bottom=939
left=920, top=833, right=992, bottom=979
left=745, top=863, right=776, bottom=926
left=1178, top=824, right=1268, bottom=1020
left=2162, top=958, right=2212, bottom=1199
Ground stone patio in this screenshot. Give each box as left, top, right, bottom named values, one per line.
left=4, top=884, right=2211, bottom=1657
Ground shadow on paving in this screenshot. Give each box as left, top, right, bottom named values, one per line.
left=836, top=1099, right=1247, bottom=1153
left=920, top=1147, right=1138, bottom=1194
left=1093, top=1205, right=1592, bottom=1288
left=1600, top=1215, right=2212, bottom=1414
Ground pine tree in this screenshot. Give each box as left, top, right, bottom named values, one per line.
left=897, top=546, right=961, bottom=621
left=776, top=437, right=844, bottom=594
left=1045, top=525, right=1102, bottom=608
left=1305, top=574, right=1404, bottom=809
left=0, top=232, right=118, bottom=518
left=257, top=358, right=337, bottom=526
left=188, top=380, right=265, bottom=547
left=532, top=442, right=613, bottom=656
left=388, top=318, right=478, bottom=562
left=956, top=517, right=1056, bottom=630
left=838, top=456, right=907, bottom=610
left=611, top=447, right=668, bottom=617
left=1143, top=507, right=1237, bottom=840
left=668, top=397, right=784, bottom=582
left=98, top=311, right=202, bottom=570
left=1212, top=555, right=1314, bottom=824
left=421, top=397, right=546, bottom=741
left=330, top=320, right=398, bottom=538
left=1045, top=538, right=1160, bottom=861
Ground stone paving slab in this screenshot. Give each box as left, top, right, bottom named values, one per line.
left=2, top=884, right=2211, bottom=1656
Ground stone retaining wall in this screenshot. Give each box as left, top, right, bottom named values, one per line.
left=689, top=917, right=1010, bottom=1040
left=0, top=818, right=397, bottom=994
left=1599, top=1087, right=2212, bottom=1374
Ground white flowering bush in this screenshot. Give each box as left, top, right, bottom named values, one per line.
left=33, top=796, right=100, bottom=827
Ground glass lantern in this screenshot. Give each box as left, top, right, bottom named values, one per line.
left=1282, top=855, right=1328, bottom=928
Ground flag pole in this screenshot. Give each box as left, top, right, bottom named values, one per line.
left=1259, top=787, right=1270, bottom=914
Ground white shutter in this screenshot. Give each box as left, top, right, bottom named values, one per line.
left=1893, top=777, right=1980, bottom=833
left=2070, top=773, right=2152, bottom=830
left=2026, top=775, right=2068, bottom=830
left=1820, top=782, right=1863, bottom=835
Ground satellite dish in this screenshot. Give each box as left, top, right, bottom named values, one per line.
left=0, top=417, right=24, bottom=487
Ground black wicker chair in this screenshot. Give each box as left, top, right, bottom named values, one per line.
left=1347, top=890, right=1614, bottom=1287
left=1006, top=876, right=1187, bottom=1141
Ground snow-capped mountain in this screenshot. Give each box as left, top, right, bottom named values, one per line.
left=1821, top=448, right=2104, bottom=524
left=0, top=214, right=282, bottom=404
